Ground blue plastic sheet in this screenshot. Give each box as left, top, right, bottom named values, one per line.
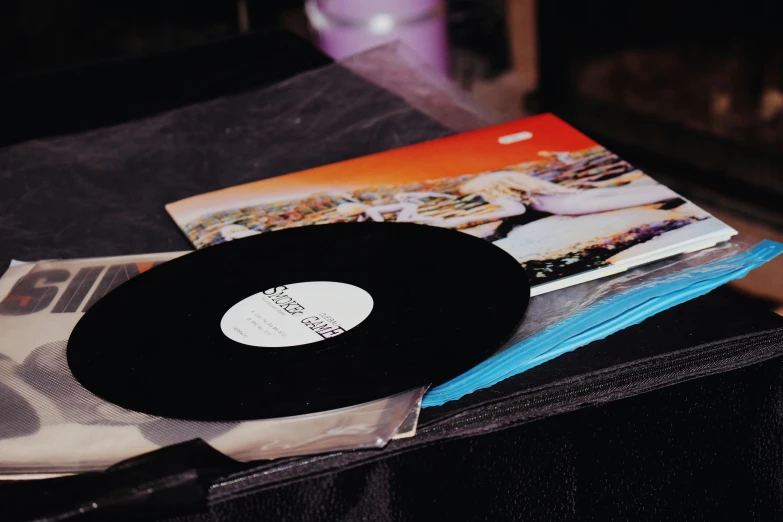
left=424, top=239, right=783, bottom=407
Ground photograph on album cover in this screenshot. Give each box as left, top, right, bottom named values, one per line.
left=167, top=114, right=735, bottom=290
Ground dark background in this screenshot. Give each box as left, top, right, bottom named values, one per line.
left=1, top=0, right=781, bottom=310
left=0, top=1, right=510, bottom=82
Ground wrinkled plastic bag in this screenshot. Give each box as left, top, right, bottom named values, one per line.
left=340, top=41, right=506, bottom=132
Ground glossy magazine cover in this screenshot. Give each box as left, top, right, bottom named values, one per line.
left=167, top=114, right=736, bottom=295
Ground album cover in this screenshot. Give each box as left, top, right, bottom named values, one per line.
left=0, top=254, right=423, bottom=475
left=166, top=114, right=737, bottom=295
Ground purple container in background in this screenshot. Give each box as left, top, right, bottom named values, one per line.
left=305, top=0, right=449, bottom=77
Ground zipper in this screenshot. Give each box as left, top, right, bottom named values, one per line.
left=208, top=327, right=783, bottom=503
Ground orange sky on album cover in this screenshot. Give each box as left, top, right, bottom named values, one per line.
left=167, top=114, right=598, bottom=224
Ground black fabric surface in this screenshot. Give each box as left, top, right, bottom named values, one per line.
left=174, top=351, right=783, bottom=522
left=0, top=30, right=333, bottom=147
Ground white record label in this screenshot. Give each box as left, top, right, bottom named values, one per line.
left=220, top=281, right=373, bottom=347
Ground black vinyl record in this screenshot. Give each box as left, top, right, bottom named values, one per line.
left=67, top=222, right=530, bottom=421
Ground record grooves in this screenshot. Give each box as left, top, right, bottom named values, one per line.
left=67, top=222, right=530, bottom=421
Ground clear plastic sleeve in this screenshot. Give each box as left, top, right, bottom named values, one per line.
left=425, top=235, right=783, bottom=406
left=510, top=235, right=761, bottom=343
left=339, top=41, right=506, bottom=132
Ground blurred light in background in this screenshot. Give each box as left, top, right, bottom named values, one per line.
left=304, top=0, right=449, bottom=77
